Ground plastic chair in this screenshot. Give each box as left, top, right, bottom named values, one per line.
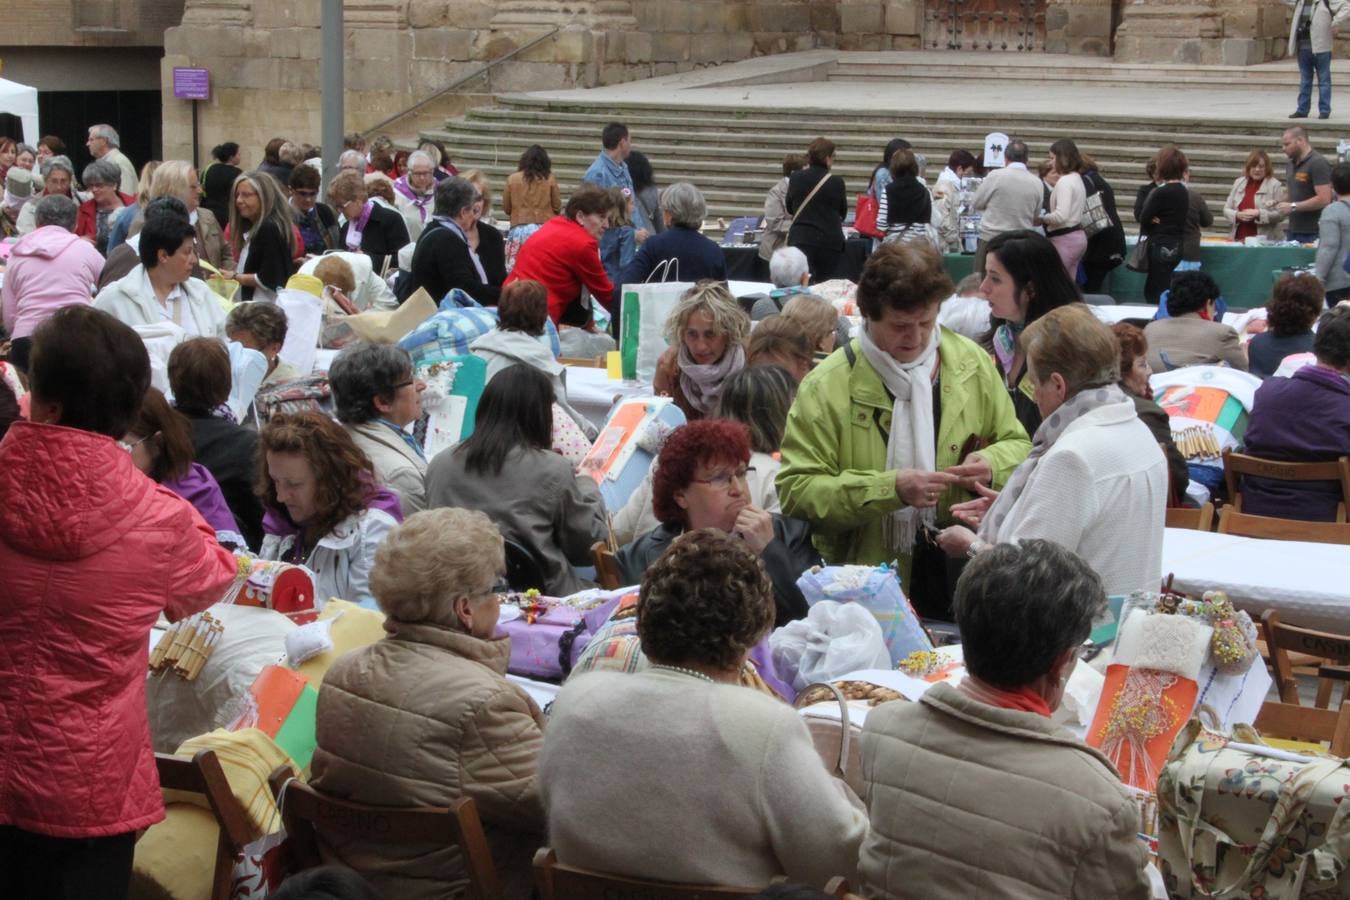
left=268, top=767, right=502, bottom=900
left=533, top=848, right=854, bottom=899
left=154, top=750, right=257, bottom=900
left=1223, top=449, right=1350, bottom=523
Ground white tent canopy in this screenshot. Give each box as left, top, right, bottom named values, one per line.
left=0, top=78, right=39, bottom=145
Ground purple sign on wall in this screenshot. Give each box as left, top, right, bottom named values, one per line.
left=173, top=67, right=211, bottom=101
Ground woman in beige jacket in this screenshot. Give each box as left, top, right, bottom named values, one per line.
left=1222, top=150, right=1285, bottom=242
left=311, top=509, right=546, bottom=899
left=858, top=539, right=1151, bottom=899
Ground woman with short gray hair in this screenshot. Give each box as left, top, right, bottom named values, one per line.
left=75, top=158, right=133, bottom=252
left=937, top=304, right=1167, bottom=595
left=616, top=181, right=726, bottom=303
left=328, top=342, right=429, bottom=513
left=859, top=539, right=1151, bottom=899
left=404, top=175, right=505, bottom=305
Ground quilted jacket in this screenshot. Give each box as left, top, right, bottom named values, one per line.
left=858, top=683, right=1151, bottom=899
left=311, top=617, right=545, bottom=899
left=0, top=420, right=239, bottom=837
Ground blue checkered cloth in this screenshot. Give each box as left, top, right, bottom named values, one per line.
left=398, top=288, right=562, bottom=364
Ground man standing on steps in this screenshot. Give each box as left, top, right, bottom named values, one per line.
left=581, top=122, right=652, bottom=292
left=970, top=139, right=1042, bottom=274
left=1287, top=0, right=1350, bottom=120
left=1278, top=125, right=1334, bottom=242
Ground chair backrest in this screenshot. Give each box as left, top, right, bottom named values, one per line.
left=1217, top=506, right=1350, bottom=545
left=1082, top=292, right=1118, bottom=306
left=1262, top=609, right=1350, bottom=706
left=1166, top=501, right=1215, bottom=532
left=533, top=849, right=853, bottom=900
left=268, top=768, right=502, bottom=900
left=1223, top=449, right=1350, bottom=522
left=501, top=537, right=547, bottom=592
left=1254, top=699, right=1350, bottom=756
left=591, top=540, right=623, bottom=591
left=156, top=750, right=257, bottom=900
left=558, top=355, right=606, bottom=368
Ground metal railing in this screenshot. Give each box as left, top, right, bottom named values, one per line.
left=359, top=26, right=562, bottom=139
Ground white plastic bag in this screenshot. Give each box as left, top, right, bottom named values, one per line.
left=769, top=600, right=892, bottom=692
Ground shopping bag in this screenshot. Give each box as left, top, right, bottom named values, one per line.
left=275, top=287, right=324, bottom=377
left=618, top=260, right=692, bottom=381
left=227, top=665, right=319, bottom=772
left=769, top=601, right=892, bottom=692
left=854, top=193, right=883, bottom=239
left=796, top=563, right=933, bottom=665
left=1126, top=236, right=1150, bottom=273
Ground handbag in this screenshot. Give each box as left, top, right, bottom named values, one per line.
left=1126, top=236, right=1150, bottom=273
left=854, top=193, right=883, bottom=239
left=1083, top=191, right=1113, bottom=237
left=794, top=682, right=865, bottom=795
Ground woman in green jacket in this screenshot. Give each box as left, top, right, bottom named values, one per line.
left=776, top=242, right=1030, bottom=612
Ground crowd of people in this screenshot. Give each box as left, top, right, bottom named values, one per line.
left=1, top=115, right=1349, bottom=900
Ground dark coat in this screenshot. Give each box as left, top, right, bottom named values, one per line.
left=1241, top=365, right=1350, bottom=522
left=882, top=174, right=933, bottom=230
left=616, top=224, right=727, bottom=304
left=615, top=517, right=822, bottom=628
left=201, top=163, right=242, bottom=226
left=339, top=202, right=410, bottom=275
left=185, top=412, right=265, bottom=550
left=239, top=220, right=295, bottom=301
left=786, top=164, right=848, bottom=250
left=406, top=219, right=505, bottom=306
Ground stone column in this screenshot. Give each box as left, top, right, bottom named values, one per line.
left=1113, top=0, right=1288, bottom=65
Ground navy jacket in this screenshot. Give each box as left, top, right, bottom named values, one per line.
left=614, top=224, right=727, bottom=303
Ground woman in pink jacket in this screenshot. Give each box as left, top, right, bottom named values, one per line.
left=0, top=306, right=238, bottom=899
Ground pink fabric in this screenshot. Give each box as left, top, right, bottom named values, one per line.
left=1049, top=229, right=1088, bottom=282
left=1, top=226, right=104, bottom=339
left=0, top=421, right=237, bottom=837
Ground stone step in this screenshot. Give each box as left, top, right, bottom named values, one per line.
left=824, top=61, right=1350, bottom=90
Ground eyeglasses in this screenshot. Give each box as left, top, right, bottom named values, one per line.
left=692, top=466, right=752, bottom=490
left=117, top=432, right=157, bottom=452
left=292, top=189, right=318, bottom=198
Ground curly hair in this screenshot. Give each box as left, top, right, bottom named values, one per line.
left=637, top=528, right=775, bottom=671
left=1315, top=305, right=1350, bottom=369
left=256, top=411, right=376, bottom=540
left=856, top=241, right=954, bottom=320
left=370, top=508, right=505, bottom=624
left=1111, top=322, right=1149, bottom=397
left=1267, top=274, right=1324, bottom=337
left=651, top=419, right=751, bottom=525
left=518, top=144, right=551, bottom=183
left=662, top=280, right=751, bottom=348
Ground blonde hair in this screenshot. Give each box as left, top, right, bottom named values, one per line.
left=369, top=508, right=505, bottom=624
left=461, top=168, right=492, bottom=218
left=312, top=256, right=356, bottom=295
left=327, top=171, right=366, bottom=206
left=363, top=172, right=395, bottom=205
left=1022, top=304, right=1120, bottom=396
left=663, top=280, right=751, bottom=347
left=149, top=160, right=196, bottom=206
left=781, top=294, right=838, bottom=352
left=136, top=160, right=161, bottom=205
left=228, top=171, right=296, bottom=259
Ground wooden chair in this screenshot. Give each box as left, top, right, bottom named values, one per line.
left=268, top=767, right=502, bottom=900
left=558, top=355, right=607, bottom=368
left=1217, top=506, right=1350, bottom=545
left=155, top=750, right=257, bottom=900
left=1165, top=501, right=1215, bottom=532
left=1262, top=610, right=1350, bottom=710
left=592, top=540, right=623, bottom=590
left=533, top=848, right=853, bottom=899
left=1223, top=449, right=1350, bottom=522
left=1254, top=698, right=1350, bottom=756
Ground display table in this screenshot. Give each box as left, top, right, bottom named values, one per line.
left=564, top=365, right=653, bottom=429
left=1161, top=527, right=1350, bottom=633
left=723, top=237, right=873, bottom=283
left=943, top=243, right=1314, bottom=308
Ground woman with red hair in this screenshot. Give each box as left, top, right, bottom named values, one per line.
left=615, top=418, right=820, bottom=627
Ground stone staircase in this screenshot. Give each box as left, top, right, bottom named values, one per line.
left=421, top=79, right=1347, bottom=237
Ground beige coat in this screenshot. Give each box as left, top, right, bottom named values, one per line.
left=503, top=171, right=561, bottom=228
left=311, top=620, right=546, bottom=899
left=859, top=684, right=1151, bottom=900
left=1222, top=175, right=1286, bottom=241
left=346, top=420, right=428, bottom=515
left=1144, top=314, right=1249, bottom=373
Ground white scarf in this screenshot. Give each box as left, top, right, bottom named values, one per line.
left=857, top=322, right=940, bottom=551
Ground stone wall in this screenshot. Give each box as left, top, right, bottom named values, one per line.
left=1113, top=0, right=1289, bottom=65
left=0, top=0, right=183, bottom=48
left=1045, top=0, right=1117, bottom=57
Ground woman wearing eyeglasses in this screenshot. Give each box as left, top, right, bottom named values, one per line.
left=288, top=164, right=339, bottom=257
left=616, top=418, right=820, bottom=628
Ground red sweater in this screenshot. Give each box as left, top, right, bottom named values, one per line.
left=74, top=193, right=136, bottom=242
left=504, top=216, right=614, bottom=324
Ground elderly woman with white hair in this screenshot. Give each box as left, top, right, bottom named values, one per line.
left=392, top=149, right=437, bottom=239
left=338, top=149, right=366, bottom=175
left=310, top=507, right=546, bottom=898
left=653, top=281, right=751, bottom=420
left=937, top=304, right=1167, bottom=595
left=615, top=182, right=726, bottom=302
left=75, top=158, right=134, bottom=253
left=751, top=246, right=819, bottom=321
left=14, top=155, right=84, bottom=236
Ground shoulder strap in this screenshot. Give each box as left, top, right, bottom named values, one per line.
left=791, top=173, right=832, bottom=226
left=843, top=338, right=857, bottom=368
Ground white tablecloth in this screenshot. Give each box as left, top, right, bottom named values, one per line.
left=1162, top=527, right=1350, bottom=632
left=564, top=366, right=654, bottom=429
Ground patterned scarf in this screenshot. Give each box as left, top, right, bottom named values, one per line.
left=979, top=382, right=1129, bottom=540
left=677, top=343, right=745, bottom=415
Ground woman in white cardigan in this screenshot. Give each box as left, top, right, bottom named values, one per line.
left=93, top=213, right=227, bottom=339
left=937, top=304, right=1167, bottom=596
left=1222, top=150, right=1285, bottom=242
left=1039, top=139, right=1089, bottom=282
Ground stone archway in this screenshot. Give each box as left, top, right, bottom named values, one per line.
left=923, top=0, right=1048, bottom=52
